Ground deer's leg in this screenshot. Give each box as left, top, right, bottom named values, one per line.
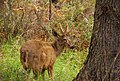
left=41, top=69, right=45, bottom=81
left=25, top=69, right=30, bottom=81
left=48, top=66, right=53, bottom=81
left=33, top=70, right=39, bottom=80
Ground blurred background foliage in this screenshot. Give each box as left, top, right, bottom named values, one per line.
left=0, top=0, right=95, bottom=51
left=0, top=0, right=95, bottom=81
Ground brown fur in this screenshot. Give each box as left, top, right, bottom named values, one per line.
left=20, top=40, right=56, bottom=80
left=20, top=28, right=74, bottom=81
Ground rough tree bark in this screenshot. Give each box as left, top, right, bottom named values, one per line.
left=73, top=0, right=120, bottom=81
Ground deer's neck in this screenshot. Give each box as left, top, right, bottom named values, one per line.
left=52, top=41, right=65, bottom=57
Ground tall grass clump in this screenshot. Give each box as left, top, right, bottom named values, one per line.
left=0, top=38, right=25, bottom=81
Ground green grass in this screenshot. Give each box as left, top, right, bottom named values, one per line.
left=0, top=39, right=87, bottom=81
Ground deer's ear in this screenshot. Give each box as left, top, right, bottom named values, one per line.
left=52, top=29, right=59, bottom=37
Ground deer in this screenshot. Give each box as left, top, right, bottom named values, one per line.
left=20, top=23, right=74, bottom=81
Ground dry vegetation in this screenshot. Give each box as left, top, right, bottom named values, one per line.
left=0, top=0, right=95, bottom=81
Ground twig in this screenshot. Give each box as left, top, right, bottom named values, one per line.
left=49, top=0, right=52, bottom=20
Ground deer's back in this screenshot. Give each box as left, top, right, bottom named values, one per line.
left=20, top=40, right=56, bottom=71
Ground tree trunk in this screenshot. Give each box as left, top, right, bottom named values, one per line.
left=73, top=0, right=120, bottom=81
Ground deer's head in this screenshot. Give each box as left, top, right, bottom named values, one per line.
left=52, top=23, right=74, bottom=56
